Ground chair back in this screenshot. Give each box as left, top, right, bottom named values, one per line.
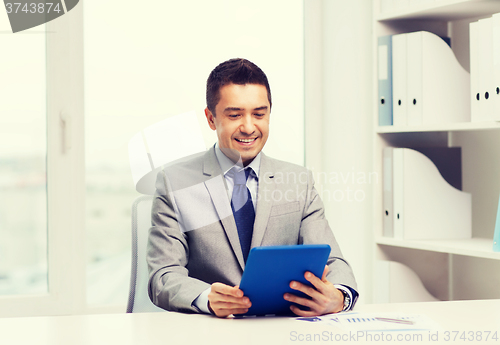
left=127, top=195, right=165, bottom=313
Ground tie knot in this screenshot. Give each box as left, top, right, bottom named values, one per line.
left=232, top=167, right=251, bottom=185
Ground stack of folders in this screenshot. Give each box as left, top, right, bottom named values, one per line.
left=470, top=14, right=500, bottom=122
left=383, top=147, right=471, bottom=240
left=378, top=31, right=470, bottom=126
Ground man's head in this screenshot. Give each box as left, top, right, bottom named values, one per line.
left=206, top=58, right=272, bottom=115
left=205, top=58, right=271, bottom=166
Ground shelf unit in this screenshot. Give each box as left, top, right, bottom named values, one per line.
left=373, top=0, right=500, bottom=302
left=376, top=237, right=500, bottom=261
left=378, top=0, right=500, bottom=21
left=377, top=121, right=500, bottom=133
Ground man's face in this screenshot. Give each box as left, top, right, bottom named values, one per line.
left=205, top=83, right=270, bottom=166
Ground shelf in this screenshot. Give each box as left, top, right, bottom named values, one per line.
left=376, top=237, right=500, bottom=260
left=372, top=0, right=500, bottom=302
left=377, top=0, right=500, bottom=21
left=376, top=121, right=500, bottom=133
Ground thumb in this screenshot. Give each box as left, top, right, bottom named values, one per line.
left=321, top=265, right=329, bottom=281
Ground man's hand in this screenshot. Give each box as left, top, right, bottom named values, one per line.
left=208, top=283, right=251, bottom=318
left=283, top=266, right=344, bottom=316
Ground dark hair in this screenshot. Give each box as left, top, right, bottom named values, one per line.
left=206, top=58, right=272, bottom=115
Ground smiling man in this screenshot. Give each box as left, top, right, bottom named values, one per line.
left=147, top=58, right=358, bottom=317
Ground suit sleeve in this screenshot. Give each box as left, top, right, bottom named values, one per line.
left=299, top=170, right=359, bottom=307
left=147, top=170, right=210, bottom=313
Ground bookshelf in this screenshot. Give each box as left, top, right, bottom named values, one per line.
left=377, top=121, right=500, bottom=133
left=373, top=0, right=500, bottom=302
left=376, top=237, right=500, bottom=261
left=378, top=0, right=500, bottom=21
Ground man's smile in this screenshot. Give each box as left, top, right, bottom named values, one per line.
left=235, top=137, right=258, bottom=144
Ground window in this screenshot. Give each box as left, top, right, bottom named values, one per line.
left=0, top=6, right=85, bottom=317
left=0, top=0, right=305, bottom=314
left=0, top=23, right=47, bottom=297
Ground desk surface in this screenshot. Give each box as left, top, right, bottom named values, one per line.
left=0, top=300, right=499, bottom=345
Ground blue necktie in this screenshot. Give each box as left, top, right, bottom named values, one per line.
left=231, top=167, right=255, bottom=262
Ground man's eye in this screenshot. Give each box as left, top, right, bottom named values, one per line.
left=229, top=114, right=240, bottom=118
left=254, top=113, right=265, bottom=117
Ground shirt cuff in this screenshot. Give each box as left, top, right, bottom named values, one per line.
left=192, top=287, right=211, bottom=314
left=334, top=284, right=354, bottom=312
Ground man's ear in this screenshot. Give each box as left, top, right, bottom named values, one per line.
left=205, top=107, right=217, bottom=131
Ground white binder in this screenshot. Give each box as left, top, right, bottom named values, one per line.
left=392, top=34, right=408, bottom=126
left=393, top=31, right=470, bottom=126
left=392, top=148, right=471, bottom=240
left=493, top=13, right=500, bottom=120
left=470, top=20, right=481, bottom=121
left=421, top=31, right=470, bottom=124
left=383, top=148, right=394, bottom=237
left=478, top=18, right=495, bottom=121
left=392, top=148, right=404, bottom=239
left=407, top=32, right=423, bottom=125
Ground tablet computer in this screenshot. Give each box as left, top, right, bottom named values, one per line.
left=238, top=244, right=331, bottom=316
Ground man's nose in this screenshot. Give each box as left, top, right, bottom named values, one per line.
left=239, top=115, right=255, bottom=134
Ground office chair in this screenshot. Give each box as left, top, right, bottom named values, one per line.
left=127, top=112, right=206, bottom=312
left=126, top=195, right=165, bottom=313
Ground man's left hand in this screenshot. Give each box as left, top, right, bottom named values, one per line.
left=283, top=266, right=344, bottom=316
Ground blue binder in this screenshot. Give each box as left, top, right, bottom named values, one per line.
left=494, top=194, right=500, bottom=252
left=378, top=35, right=393, bottom=126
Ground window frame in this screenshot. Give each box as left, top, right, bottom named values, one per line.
left=0, top=5, right=86, bottom=317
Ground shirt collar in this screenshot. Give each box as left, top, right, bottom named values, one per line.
left=214, top=143, right=261, bottom=179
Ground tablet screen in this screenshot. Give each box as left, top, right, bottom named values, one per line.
left=238, top=244, right=331, bottom=316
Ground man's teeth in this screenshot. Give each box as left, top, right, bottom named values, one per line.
left=237, top=138, right=255, bottom=143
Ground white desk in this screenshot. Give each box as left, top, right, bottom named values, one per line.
left=0, top=300, right=499, bottom=344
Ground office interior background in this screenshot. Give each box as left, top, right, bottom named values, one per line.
left=1, top=0, right=499, bottom=317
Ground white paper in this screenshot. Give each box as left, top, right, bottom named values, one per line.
left=296, top=311, right=441, bottom=332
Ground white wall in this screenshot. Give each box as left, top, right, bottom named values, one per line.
left=84, top=0, right=304, bottom=170
left=305, top=0, right=374, bottom=304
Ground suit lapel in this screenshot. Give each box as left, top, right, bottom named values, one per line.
left=252, top=153, right=275, bottom=248
left=203, top=147, right=245, bottom=270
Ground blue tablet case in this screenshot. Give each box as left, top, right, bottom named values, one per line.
left=238, top=244, right=331, bottom=316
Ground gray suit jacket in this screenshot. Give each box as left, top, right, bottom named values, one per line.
left=147, top=146, right=357, bottom=313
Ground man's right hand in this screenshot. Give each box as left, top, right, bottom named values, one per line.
left=207, top=283, right=251, bottom=317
